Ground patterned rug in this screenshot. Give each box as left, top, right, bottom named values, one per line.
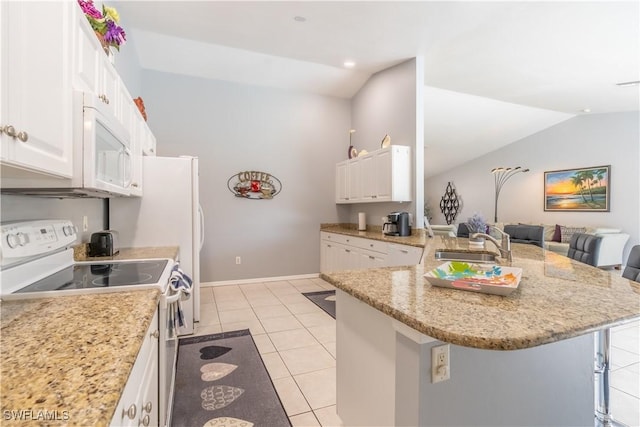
left=172, top=329, right=290, bottom=427
left=302, top=290, right=336, bottom=318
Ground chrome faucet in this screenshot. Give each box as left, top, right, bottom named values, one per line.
left=471, top=226, right=512, bottom=262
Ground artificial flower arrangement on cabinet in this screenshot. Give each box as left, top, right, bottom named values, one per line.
left=78, top=0, right=126, bottom=56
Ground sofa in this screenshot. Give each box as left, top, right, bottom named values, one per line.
left=430, top=222, right=629, bottom=268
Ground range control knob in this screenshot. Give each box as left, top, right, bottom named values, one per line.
left=63, top=225, right=75, bottom=236
left=16, top=232, right=29, bottom=246
left=6, top=233, right=19, bottom=248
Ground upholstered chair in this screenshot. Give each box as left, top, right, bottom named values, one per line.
left=503, top=224, right=545, bottom=248
left=567, top=233, right=603, bottom=267
left=456, top=223, right=470, bottom=238
left=622, top=245, right=640, bottom=282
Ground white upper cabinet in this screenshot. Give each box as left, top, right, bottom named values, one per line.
left=335, top=145, right=411, bottom=204
left=0, top=1, right=73, bottom=178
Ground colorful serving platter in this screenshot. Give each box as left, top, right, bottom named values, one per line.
left=424, top=261, right=522, bottom=296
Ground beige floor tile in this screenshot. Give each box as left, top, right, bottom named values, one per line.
left=273, top=376, right=311, bottom=417
left=261, top=315, right=304, bottom=333
left=293, top=284, right=327, bottom=293
left=612, top=364, right=640, bottom=398
left=252, top=333, right=276, bottom=354
left=220, top=320, right=265, bottom=335
left=296, top=312, right=335, bottom=328
left=216, top=298, right=251, bottom=311
left=322, top=341, right=336, bottom=358
left=286, top=301, right=324, bottom=315
left=212, top=285, right=243, bottom=298
left=253, top=304, right=292, bottom=320
left=269, top=328, right=319, bottom=352
left=193, top=323, right=222, bottom=337
left=280, top=344, right=336, bottom=375
left=289, top=411, right=321, bottom=427
left=199, top=287, right=215, bottom=304
left=612, top=346, right=640, bottom=369
left=218, top=308, right=258, bottom=323
left=610, top=387, right=640, bottom=427
left=313, top=405, right=343, bottom=427
left=248, top=296, right=283, bottom=307
left=308, top=324, right=336, bottom=344
left=199, top=303, right=220, bottom=326
left=294, top=367, right=336, bottom=410
left=261, top=352, right=291, bottom=380
left=277, top=294, right=312, bottom=305
left=612, top=333, right=640, bottom=356
left=288, top=278, right=317, bottom=287
left=239, top=282, right=269, bottom=292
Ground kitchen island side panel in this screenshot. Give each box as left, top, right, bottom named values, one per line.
left=338, top=290, right=594, bottom=426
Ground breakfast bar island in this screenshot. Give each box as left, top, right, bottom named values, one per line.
left=321, top=238, right=640, bottom=426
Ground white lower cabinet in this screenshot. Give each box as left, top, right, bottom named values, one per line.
left=320, top=232, right=422, bottom=273
left=112, top=309, right=159, bottom=427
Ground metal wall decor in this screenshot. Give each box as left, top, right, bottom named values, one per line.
left=439, top=182, right=460, bottom=225
left=227, top=171, right=282, bottom=199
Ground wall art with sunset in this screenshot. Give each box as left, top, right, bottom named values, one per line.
left=544, top=165, right=610, bottom=212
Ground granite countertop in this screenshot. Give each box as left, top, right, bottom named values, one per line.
left=320, top=223, right=427, bottom=248
left=321, top=237, right=640, bottom=350
left=74, top=245, right=179, bottom=262
left=0, top=289, right=160, bottom=426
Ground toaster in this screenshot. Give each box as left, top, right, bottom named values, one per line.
left=88, top=230, right=120, bottom=257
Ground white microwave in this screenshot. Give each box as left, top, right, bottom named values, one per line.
left=0, top=92, right=133, bottom=197
left=81, top=92, right=132, bottom=196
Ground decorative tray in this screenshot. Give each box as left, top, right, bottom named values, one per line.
left=424, top=261, right=522, bottom=296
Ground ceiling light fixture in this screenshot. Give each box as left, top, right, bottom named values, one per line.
left=293, top=16, right=306, bottom=22
left=343, top=61, right=356, bottom=68
left=616, top=80, right=640, bottom=87
left=581, top=108, right=591, bottom=113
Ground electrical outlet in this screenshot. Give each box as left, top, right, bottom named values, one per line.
left=431, top=344, right=450, bottom=383
left=82, top=216, right=89, bottom=232
left=235, top=256, right=241, bottom=265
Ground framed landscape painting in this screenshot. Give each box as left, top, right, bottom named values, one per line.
left=544, top=165, right=610, bottom=212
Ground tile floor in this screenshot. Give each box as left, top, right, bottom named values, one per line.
left=195, top=278, right=639, bottom=427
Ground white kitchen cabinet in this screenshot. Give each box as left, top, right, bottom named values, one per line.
left=335, top=146, right=411, bottom=204
left=320, top=232, right=422, bottom=273
left=0, top=1, right=73, bottom=178
left=112, top=309, right=159, bottom=427
left=139, top=119, right=157, bottom=156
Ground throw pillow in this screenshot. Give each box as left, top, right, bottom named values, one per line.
left=552, top=224, right=562, bottom=242
left=560, top=226, right=587, bottom=244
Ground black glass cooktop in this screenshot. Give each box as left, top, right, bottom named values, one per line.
left=15, top=260, right=169, bottom=293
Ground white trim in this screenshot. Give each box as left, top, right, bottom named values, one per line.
left=202, top=273, right=320, bottom=287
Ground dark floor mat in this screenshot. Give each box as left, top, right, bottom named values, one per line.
left=171, top=329, right=290, bottom=427
left=302, top=290, right=336, bottom=318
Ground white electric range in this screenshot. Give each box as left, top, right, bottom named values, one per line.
left=0, top=219, right=183, bottom=427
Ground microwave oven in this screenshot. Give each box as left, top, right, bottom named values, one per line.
left=0, top=92, right=132, bottom=197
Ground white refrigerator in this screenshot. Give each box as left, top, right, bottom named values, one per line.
left=110, top=156, right=204, bottom=335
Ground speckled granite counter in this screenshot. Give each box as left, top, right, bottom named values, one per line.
left=320, top=223, right=426, bottom=248
left=321, top=237, right=640, bottom=350
left=74, top=245, right=179, bottom=262
left=0, top=289, right=160, bottom=426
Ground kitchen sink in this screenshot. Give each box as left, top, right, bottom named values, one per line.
left=434, top=250, right=497, bottom=263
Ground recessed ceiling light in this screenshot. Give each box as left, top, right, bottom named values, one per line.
left=616, top=80, right=640, bottom=87
left=581, top=108, right=591, bottom=113
left=293, top=16, right=306, bottom=22
left=343, top=61, right=356, bottom=68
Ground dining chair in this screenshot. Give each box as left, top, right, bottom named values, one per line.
left=622, top=245, right=640, bottom=282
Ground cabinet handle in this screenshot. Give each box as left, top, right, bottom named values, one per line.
left=327, top=244, right=332, bottom=248
left=143, top=401, right=153, bottom=413
left=370, top=244, right=374, bottom=247
left=401, top=250, right=409, bottom=254
left=16, top=131, right=28, bottom=142
left=2, top=125, right=16, bottom=137
left=139, top=414, right=150, bottom=427
left=151, top=330, right=159, bottom=339
left=123, top=404, right=137, bottom=420
left=131, top=182, right=139, bottom=188
left=345, top=249, right=351, bottom=253
left=99, top=94, right=110, bottom=104
left=369, top=256, right=375, bottom=260
left=150, top=148, right=155, bottom=153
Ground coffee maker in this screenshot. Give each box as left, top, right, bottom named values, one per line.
left=383, top=211, right=411, bottom=236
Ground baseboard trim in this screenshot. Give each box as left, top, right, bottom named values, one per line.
left=202, top=273, right=320, bottom=287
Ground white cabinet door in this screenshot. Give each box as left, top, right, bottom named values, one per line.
left=72, top=5, right=100, bottom=94
left=125, top=92, right=144, bottom=196
left=0, top=1, right=73, bottom=178
left=359, top=154, right=375, bottom=201
left=335, top=161, right=349, bottom=203
left=373, top=149, right=392, bottom=200
left=348, top=158, right=362, bottom=202
left=139, top=119, right=157, bottom=156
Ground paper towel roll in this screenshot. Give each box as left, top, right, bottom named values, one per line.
left=358, top=212, right=366, bottom=231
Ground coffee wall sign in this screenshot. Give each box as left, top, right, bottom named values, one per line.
left=227, top=171, right=282, bottom=199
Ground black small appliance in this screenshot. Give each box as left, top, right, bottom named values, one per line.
left=383, top=212, right=411, bottom=236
